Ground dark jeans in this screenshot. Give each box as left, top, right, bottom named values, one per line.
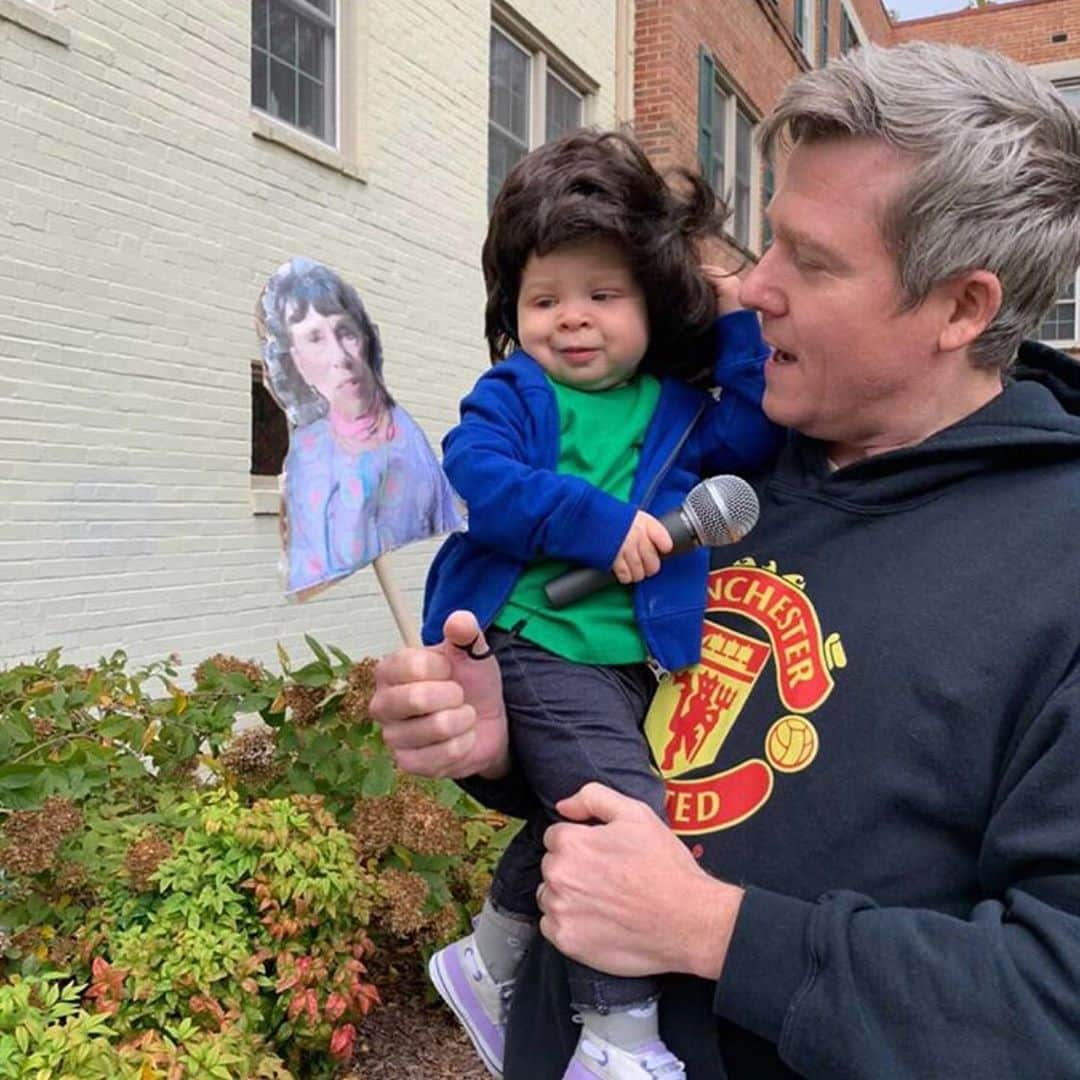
left=485, top=628, right=665, bottom=1012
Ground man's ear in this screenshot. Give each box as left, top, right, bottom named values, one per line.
left=938, top=270, right=1003, bottom=353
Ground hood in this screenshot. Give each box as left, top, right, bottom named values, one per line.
left=771, top=341, right=1080, bottom=511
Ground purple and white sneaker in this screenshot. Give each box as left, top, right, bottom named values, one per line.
left=562, top=1031, right=686, bottom=1079
left=428, top=933, right=513, bottom=1078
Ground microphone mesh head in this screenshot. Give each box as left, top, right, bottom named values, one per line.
left=684, top=475, right=760, bottom=546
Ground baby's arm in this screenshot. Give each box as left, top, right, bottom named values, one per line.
left=445, top=371, right=638, bottom=572
left=697, top=265, right=785, bottom=474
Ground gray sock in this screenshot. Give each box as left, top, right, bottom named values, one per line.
left=473, top=898, right=538, bottom=984
left=578, top=997, right=660, bottom=1050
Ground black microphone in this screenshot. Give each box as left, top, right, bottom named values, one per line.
left=543, top=475, right=760, bottom=609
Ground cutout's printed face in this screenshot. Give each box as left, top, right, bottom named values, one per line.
left=256, top=258, right=463, bottom=599
left=287, top=306, right=374, bottom=417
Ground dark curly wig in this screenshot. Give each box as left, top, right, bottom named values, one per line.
left=482, top=129, right=731, bottom=384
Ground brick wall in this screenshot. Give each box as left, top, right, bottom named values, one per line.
left=633, top=0, right=891, bottom=266
left=892, top=0, right=1080, bottom=64
left=0, top=0, right=618, bottom=670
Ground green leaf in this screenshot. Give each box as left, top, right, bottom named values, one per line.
left=291, top=665, right=331, bottom=689
left=360, top=751, right=395, bottom=797
left=303, top=636, right=331, bottom=667
left=276, top=642, right=292, bottom=674
left=327, top=644, right=354, bottom=668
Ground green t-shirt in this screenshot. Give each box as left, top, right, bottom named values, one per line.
left=493, top=372, right=662, bottom=665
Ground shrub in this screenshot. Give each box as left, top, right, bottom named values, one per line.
left=0, top=639, right=517, bottom=1075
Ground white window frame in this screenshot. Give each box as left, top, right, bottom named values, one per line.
left=252, top=0, right=339, bottom=145
left=839, top=0, right=866, bottom=53
left=0, top=0, right=70, bottom=46
left=709, top=75, right=762, bottom=254
left=794, top=0, right=816, bottom=62
left=250, top=0, right=369, bottom=181
left=488, top=5, right=597, bottom=209
left=1038, top=267, right=1079, bottom=349
left=1033, top=57, right=1080, bottom=112
left=1029, top=58, right=1080, bottom=350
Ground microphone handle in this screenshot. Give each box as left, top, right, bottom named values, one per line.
left=543, top=506, right=699, bottom=610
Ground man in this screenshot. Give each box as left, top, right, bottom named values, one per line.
left=371, top=42, right=1080, bottom=1079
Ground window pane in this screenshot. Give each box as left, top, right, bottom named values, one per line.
left=794, top=0, right=806, bottom=43
left=762, top=163, right=775, bottom=247
left=841, top=11, right=858, bottom=53
left=488, top=127, right=528, bottom=210
left=712, top=85, right=727, bottom=193
left=269, top=1, right=297, bottom=64
left=1039, top=276, right=1077, bottom=341
left=1057, top=83, right=1080, bottom=110
left=490, top=29, right=530, bottom=140
left=252, top=47, right=268, bottom=110
left=251, top=373, right=290, bottom=476
left=252, top=0, right=268, bottom=48
left=298, top=18, right=323, bottom=78
left=269, top=57, right=297, bottom=124
left=298, top=73, right=324, bottom=138
left=546, top=73, right=582, bottom=141
left=305, top=0, right=333, bottom=13
left=734, top=109, right=753, bottom=246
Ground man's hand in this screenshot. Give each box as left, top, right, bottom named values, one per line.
left=612, top=511, right=673, bottom=584
left=369, top=611, right=510, bottom=780
left=701, top=264, right=744, bottom=316
left=539, top=783, right=744, bottom=980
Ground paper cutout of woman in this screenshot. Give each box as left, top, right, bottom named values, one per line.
left=257, top=257, right=461, bottom=598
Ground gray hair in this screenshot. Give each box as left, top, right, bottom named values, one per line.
left=760, top=42, right=1080, bottom=370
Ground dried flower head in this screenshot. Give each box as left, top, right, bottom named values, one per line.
left=124, top=832, right=173, bottom=892
left=0, top=797, right=84, bottom=877
left=220, top=728, right=280, bottom=786
left=31, top=717, right=56, bottom=740
left=377, top=868, right=429, bottom=937
left=338, top=659, right=376, bottom=723
left=283, top=684, right=323, bottom=727
left=422, top=903, right=466, bottom=948
left=349, top=779, right=464, bottom=860
left=193, top=653, right=267, bottom=688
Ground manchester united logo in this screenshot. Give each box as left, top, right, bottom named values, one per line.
left=645, top=559, right=846, bottom=835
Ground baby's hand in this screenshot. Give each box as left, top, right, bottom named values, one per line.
left=701, top=264, right=743, bottom=316
left=613, top=511, right=674, bottom=584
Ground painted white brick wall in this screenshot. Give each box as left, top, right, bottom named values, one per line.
left=0, top=0, right=618, bottom=670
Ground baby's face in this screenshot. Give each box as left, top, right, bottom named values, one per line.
left=516, top=238, right=649, bottom=391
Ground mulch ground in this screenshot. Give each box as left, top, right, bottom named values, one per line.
left=343, top=941, right=490, bottom=1080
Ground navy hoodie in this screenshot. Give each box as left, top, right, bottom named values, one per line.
left=491, top=342, right=1080, bottom=1079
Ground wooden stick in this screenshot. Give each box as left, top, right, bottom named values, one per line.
left=372, top=553, right=421, bottom=647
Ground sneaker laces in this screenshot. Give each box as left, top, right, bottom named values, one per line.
left=637, top=1046, right=685, bottom=1078
left=498, top=980, right=515, bottom=1024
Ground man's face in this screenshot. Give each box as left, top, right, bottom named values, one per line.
left=288, top=306, right=373, bottom=416
left=740, top=136, right=954, bottom=465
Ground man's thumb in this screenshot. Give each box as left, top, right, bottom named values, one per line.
left=442, top=610, right=492, bottom=659
left=556, top=782, right=643, bottom=824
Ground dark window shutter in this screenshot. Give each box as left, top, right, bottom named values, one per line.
left=698, top=47, right=715, bottom=179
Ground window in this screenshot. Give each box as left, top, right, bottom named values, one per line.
left=251, top=366, right=289, bottom=478
left=488, top=24, right=587, bottom=209
left=1056, top=80, right=1080, bottom=110
left=840, top=5, right=860, bottom=53
left=733, top=109, right=753, bottom=245
left=818, top=0, right=830, bottom=66
left=699, top=50, right=759, bottom=251
left=794, top=0, right=813, bottom=53
left=1038, top=272, right=1078, bottom=345
left=251, top=0, right=337, bottom=144
left=761, top=163, right=775, bottom=248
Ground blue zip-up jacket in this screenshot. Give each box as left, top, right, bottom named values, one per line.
left=422, top=311, right=783, bottom=671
